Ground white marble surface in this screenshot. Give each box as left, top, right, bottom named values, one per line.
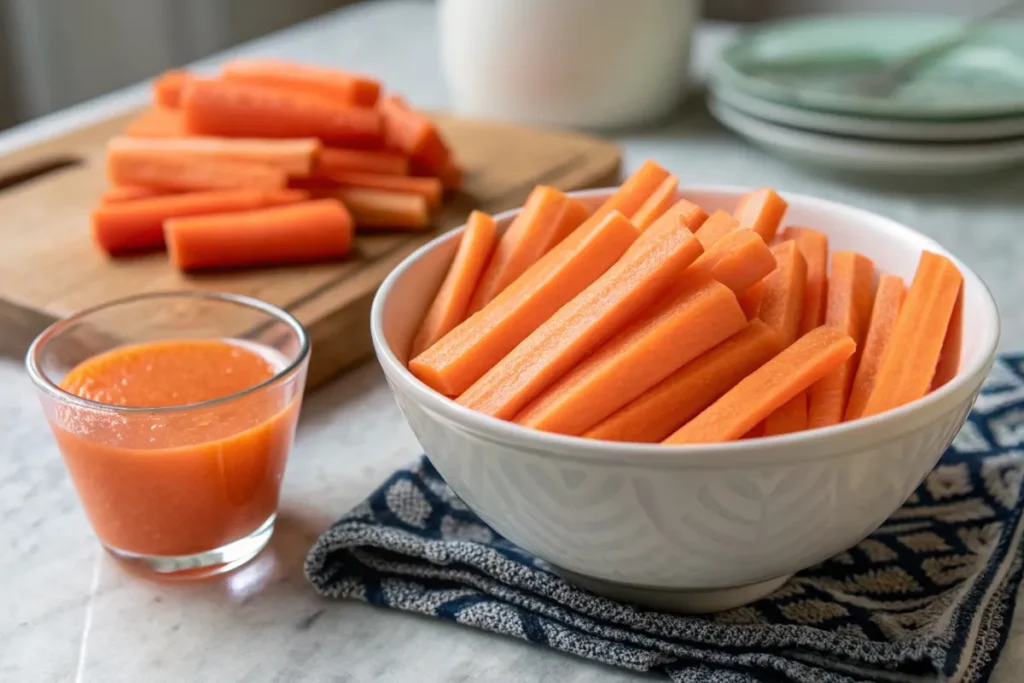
left=2, top=1, right=1024, bottom=681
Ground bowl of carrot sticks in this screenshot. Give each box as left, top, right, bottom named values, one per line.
left=370, top=160, right=999, bottom=613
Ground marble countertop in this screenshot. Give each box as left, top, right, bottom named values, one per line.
left=3, top=2, right=1024, bottom=681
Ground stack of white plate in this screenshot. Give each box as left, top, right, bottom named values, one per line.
left=708, top=15, right=1024, bottom=175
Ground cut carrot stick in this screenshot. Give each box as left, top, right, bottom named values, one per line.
left=153, top=70, right=194, bottom=108
left=379, top=95, right=451, bottom=175
left=107, top=146, right=287, bottom=192
left=313, top=187, right=430, bottom=230
left=321, top=171, right=443, bottom=209
left=807, top=251, right=876, bottom=428
left=107, top=136, right=320, bottom=176
left=738, top=281, right=765, bottom=320
left=317, top=147, right=409, bottom=176
left=931, top=283, right=963, bottom=390
left=844, top=274, right=906, bottom=421
left=514, top=275, right=745, bottom=435
left=689, top=229, right=777, bottom=296
left=694, top=210, right=739, bottom=249
left=585, top=321, right=783, bottom=442
left=778, top=227, right=829, bottom=335
left=182, top=78, right=383, bottom=146
left=435, top=157, right=464, bottom=191
left=221, top=59, right=381, bottom=107
left=99, top=186, right=178, bottom=203
left=861, top=252, right=963, bottom=417
left=664, top=326, right=856, bottom=444
left=410, top=212, right=497, bottom=358
left=124, top=107, right=186, bottom=138
left=466, top=186, right=589, bottom=315
left=567, top=160, right=671, bottom=238
left=630, top=175, right=679, bottom=231
left=733, top=188, right=788, bottom=243
left=758, top=240, right=808, bottom=346
left=166, top=198, right=352, bottom=270
left=409, top=211, right=638, bottom=395
left=457, top=216, right=703, bottom=420
left=763, top=393, right=808, bottom=436
left=91, top=189, right=308, bottom=255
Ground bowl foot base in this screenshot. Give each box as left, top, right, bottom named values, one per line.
left=552, top=568, right=793, bottom=614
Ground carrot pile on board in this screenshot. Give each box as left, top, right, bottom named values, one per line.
left=406, top=160, right=965, bottom=444
left=93, top=60, right=461, bottom=270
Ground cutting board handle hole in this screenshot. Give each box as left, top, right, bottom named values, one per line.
left=0, top=156, right=83, bottom=193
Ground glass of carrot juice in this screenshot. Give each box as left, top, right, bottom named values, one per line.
left=26, top=291, right=309, bottom=578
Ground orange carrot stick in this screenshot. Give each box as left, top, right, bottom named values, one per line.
left=690, top=229, right=777, bottom=296
left=664, top=326, right=856, bottom=444
left=844, top=274, right=906, bottom=421
left=577, top=160, right=672, bottom=233
left=107, top=136, right=320, bottom=176
left=931, top=283, right=963, bottom=390
left=321, top=171, right=443, bottom=209
left=221, top=59, right=381, bottom=107
left=738, top=281, right=765, bottom=320
left=124, top=107, right=186, bottom=138
left=861, top=252, right=963, bottom=417
left=630, top=175, right=679, bottom=231
left=153, top=70, right=194, bottom=108
left=99, top=186, right=178, bottom=203
left=807, top=252, right=876, bottom=428
left=466, top=186, right=589, bottom=315
left=107, top=146, right=287, bottom=192
left=317, top=147, right=410, bottom=176
left=435, top=157, right=464, bottom=191
left=457, top=216, right=703, bottom=420
left=166, top=198, right=352, bottom=270
left=409, top=211, right=638, bottom=395
left=733, top=188, right=788, bottom=243
left=585, top=321, right=782, bottom=442
left=182, top=79, right=383, bottom=146
left=763, top=393, right=808, bottom=436
left=91, top=189, right=308, bottom=255
left=694, top=210, right=739, bottom=249
left=514, top=275, right=745, bottom=435
left=411, top=212, right=497, bottom=358
left=314, top=187, right=430, bottom=230
left=379, top=95, right=451, bottom=175
left=758, top=240, right=808, bottom=346
left=779, top=227, right=829, bottom=335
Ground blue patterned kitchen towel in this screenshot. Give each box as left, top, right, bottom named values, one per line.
left=305, top=355, right=1024, bottom=683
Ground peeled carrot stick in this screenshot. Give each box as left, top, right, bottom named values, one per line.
left=763, top=393, right=808, bottom=436
left=572, top=160, right=671, bottom=235
left=674, top=198, right=709, bottom=232
left=694, top=210, right=739, bottom=249
left=758, top=241, right=808, bottom=346
left=738, top=281, right=765, bottom=320
left=931, top=284, right=963, bottom=390
left=689, top=229, right=777, bottom=296
left=166, top=198, right=352, bottom=270
left=779, top=227, right=829, bottom=335
left=585, top=321, right=782, bottom=442
left=91, top=189, right=308, bottom=255
left=630, top=175, right=679, bottom=231
left=733, top=188, right=788, bottom=243
left=107, top=147, right=286, bottom=192
left=411, top=212, right=497, bottom=358
left=844, top=274, right=906, bottom=421
left=153, top=70, right=194, bottom=108
left=124, top=107, right=186, bottom=138
left=807, top=252, right=876, bottom=428
left=515, top=275, right=745, bottom=435
left=221, top=59, right=381, bottom=107
left=379, top=95, right=451, bottom=175
left=457, top=216, right=703, bottom=420
left=664, top=326, right=856, bottom=444
left=314, top=187, right=430, bottom=230
left=861, top=252, right=963, bottom=417
left=409, top=211, right=638, bottom=395
left=466, top=186, right=589, bottom=315
left=99, top=186, right=177, bottom=203
left=435, top=157, right=464, bottom=191
left=182, top=79, right=383, bottom=146
left=317, top=147, right=409, bottom=176
left=321, top=171, right=443, bottom=209
left=107, top=136, right=320, bottom=176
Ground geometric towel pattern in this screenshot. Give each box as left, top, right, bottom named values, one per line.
left=306, top=354, right=1024, bottom=683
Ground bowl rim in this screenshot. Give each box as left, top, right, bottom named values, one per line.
left=371, top=184, right=1001, bottom=466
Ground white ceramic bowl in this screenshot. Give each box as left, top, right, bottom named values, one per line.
left=370, top=187, right=1000, bottom=613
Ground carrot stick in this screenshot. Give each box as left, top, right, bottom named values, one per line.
left=124, top=107, right=186, bottom=138
left=515, top=275, right=745, bottom=435
left=758, top=241, right=808, bottom=346
left=694, top=210, right=739, bottom=249
left=565, top=160, right=671, bottom=240
left=435, top=158, right=464, bottom=191
left=584, top=321, right=782, bottom=442
left=153, top=70, right=194, bottom=108
left=689, top=229, right=777, bottom=296
left=630, top=175, right=679, bottom=231
left=379, top=95, right=451, bottom=175
left=221, top=59, right=381, bottom=107
left=738, top=281, right=765, bottom=320
left=107, top=136, right=320, bottom=176
left=664, top=326, right=856, bottom=444
left=321, top=170, right=443, bottom=209
left=861, top=252, right=963, bottom=417
left=166, top=198, right=352, bottom=270
left=466, top=186, right=589, bottom=315
left=763, top=393, right=808, bottom=436
left=931, top=283, right=963, bottom=391
left=107, top=146, right=286, bottom=192
left=457, top=215, right=703, bottom=420
left=733, top=188, right=788, bottom=243
left=91, top=189, right=308, bottom=255
left=779, top=227, right=829, bottom=335
left=317, top=147, right=409, bottom=176
left=313, top=187, right=430, bottom=230
left=411, top=212, right=497, bottom=358
left=844, top=275, right=907, bottom=421
left=99, top=186, right=178, bottom=203
left=807, top=252, right=876, bottom=428
left=409, top=211, right=638, bottom=395
left=182, top=78, right=383, bottom=146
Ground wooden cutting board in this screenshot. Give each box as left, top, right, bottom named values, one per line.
left=0, top=111, right=621, bottom=388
